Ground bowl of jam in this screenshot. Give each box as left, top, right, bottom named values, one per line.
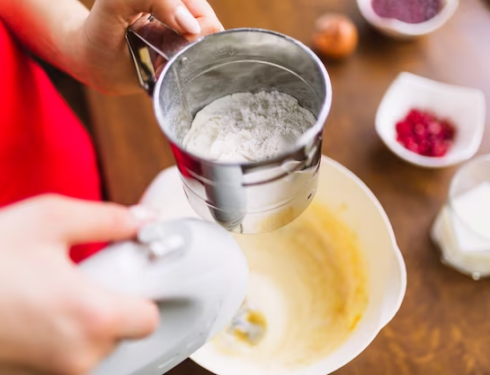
left=356, top=0, right=459, bottom=39
left=376, top=72, right=485, bottom=168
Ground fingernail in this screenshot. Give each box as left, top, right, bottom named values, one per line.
left=129, top=205, right=158, bottom=224
left=175, top=5, right=201, bottom=35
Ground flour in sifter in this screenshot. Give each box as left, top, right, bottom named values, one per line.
left=183, top=91, right=316, bottom=162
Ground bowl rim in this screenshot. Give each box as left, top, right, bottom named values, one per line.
left=356, top=0, right=460, bottom=36
left=375, top=72, right=486, bottom=169
left=190, top=155, right=407, bottom=375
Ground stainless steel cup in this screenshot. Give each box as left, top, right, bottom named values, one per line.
left=126, top=15, right=332, bottom=233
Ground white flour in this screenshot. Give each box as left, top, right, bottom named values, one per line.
left=183, top=91, right=316, bottom=162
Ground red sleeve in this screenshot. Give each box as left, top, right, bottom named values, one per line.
left=0, top=20, right=105, bottom=263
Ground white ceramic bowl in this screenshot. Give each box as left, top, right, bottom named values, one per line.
left=356, top=0, right=459, bottom=39
left=376, top=72, right=486, bottom=168
left=140, top=156, right=407, bottom=375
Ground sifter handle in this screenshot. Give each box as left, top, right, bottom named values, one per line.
left=126, top=14, right=190, bottom=95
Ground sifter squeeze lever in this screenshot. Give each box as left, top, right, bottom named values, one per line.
left=81, top=219, right=248, bottom=375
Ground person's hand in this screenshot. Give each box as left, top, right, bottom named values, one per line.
left=78, top=0, right=224, bottom=94
left=0, top=194, right=159, bottom=375
left=0, top=0, right=223, bottom=95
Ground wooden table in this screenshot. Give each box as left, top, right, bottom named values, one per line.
left=80, top=0, right=490, bottom=373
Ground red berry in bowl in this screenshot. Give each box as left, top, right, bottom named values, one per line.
left=395, top=109, right=456, bottom=157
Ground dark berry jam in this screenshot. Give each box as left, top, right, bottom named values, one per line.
left=395, top=109, right=456, bottom=157
left=372, top=0, right=442, bottom=24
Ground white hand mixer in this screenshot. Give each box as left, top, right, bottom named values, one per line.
left=83, top=219, right=248, bottom=375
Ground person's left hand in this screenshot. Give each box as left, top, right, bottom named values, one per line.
left=77, top=0, right=223, bottom=94
left=0, top=195, right=159, bottom=375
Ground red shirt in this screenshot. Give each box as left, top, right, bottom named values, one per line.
left=0, top=20, right=104, bottom=263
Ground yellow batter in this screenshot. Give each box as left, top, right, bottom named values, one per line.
left=213, top=202, right=368, bottom=370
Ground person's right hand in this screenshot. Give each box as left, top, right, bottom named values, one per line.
left=79, top=0, right=224, bottom=94
left=0, top=0, right=223, bottom=95
left=0, top=194, right=159, bottom=375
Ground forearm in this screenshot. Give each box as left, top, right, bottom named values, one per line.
left=0, top=0, right=89, bottom=82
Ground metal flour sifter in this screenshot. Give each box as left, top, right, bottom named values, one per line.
left=126, top=14, right=332, bottom=234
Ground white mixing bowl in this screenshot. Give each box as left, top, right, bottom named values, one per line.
left=140, top=156, right=407, bottom=375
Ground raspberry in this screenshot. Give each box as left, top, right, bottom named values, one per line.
left=396, top=120, right=412, bottom=135
left=428, top=121, right=442, bottom=136
left=431, top=141, right=449, bottom=157
left=394, top=109, right=456, bottom=157
left=414, top=123, right=427, bottom=138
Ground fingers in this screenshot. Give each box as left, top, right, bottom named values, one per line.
left=148, top=0, right=201, bottom=35
left=182, top=0, right=224, bottom=31
left=78, top=281, right=160, bottom=341
left=185, top=14, right=224, bottom=41
left=104, top=292, right=160, bottom=340
left=144, top=0, right=223, bottom=39
left=42, top=196, right=153, bottom=245
left=3, top=195, right=156, bottom=246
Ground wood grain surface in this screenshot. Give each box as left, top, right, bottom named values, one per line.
left=79, top=0, right=490, bottom=373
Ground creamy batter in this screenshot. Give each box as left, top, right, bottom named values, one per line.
left=213, top=202, right=369, bottom=371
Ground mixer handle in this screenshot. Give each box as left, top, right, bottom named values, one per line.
left=126, top=14, right=190, bottom=95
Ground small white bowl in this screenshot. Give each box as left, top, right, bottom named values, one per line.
left=356, top=0, right=459, bottom=39
left=376, top=72, right=486, bottom=168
